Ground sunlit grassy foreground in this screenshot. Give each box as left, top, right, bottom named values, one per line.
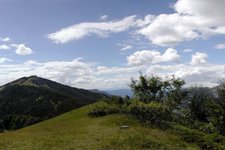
left=0, top=103, right=199, bottom=150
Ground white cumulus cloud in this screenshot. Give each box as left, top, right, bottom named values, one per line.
left=100, top=15, right=108, bottom=20
left=0, top=44, right=10, bottom=50
left=127, top=48, right=180, bottom=65
left=0, top=37, right=10, bottom=42
left=138, top=13, right=199, bottom=46
left=215, top=43, right=225, bottom=49
left=138, top=0, right=225, bottom=46
left=191, top=52, right=208, bottom=65
left=0, top=57, right=12, bottom=63
left=14, top=44, right=33, bottom=55
left=174, top=0, right=225, bottom=26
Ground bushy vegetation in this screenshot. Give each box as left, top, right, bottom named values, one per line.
left=128, top=100, right=171, bottom=126
left=172, top=123, right=225, bottom=149
left=88, top=101, right=121, bottom=117
left=89, top=74, right=184, bottom=124
left=211, top=85, right=225, bottom=135
left=89, top=73, right=225, bottom=149
left=0, top=115, right=41, bottom=131
left=130, top=73, right=185, bottom=103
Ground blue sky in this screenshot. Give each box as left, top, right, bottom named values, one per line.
left=0, top=0, right=225, bottom=89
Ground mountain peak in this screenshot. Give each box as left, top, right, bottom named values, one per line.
left=1, top=75, right=47, bottom=88
left=0, top=76, right=106, bottom=130
left=27, top=75, right=39, bottom=79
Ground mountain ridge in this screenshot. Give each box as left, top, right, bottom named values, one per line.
left=0, top=75, right=106, bottom=130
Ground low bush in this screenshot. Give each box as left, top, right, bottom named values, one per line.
left=128, top=100, right=171, bottom=125
left=88, top=102, right=120, bottom=117
left=0, top=114, right=41, bottom=131
left=171, top=123, right=225, bottom=150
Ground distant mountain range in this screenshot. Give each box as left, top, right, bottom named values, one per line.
left=90, top=89, right=133, bottom=97
left=0, top=75, right=106, bottom=130
left=91, top=84, right=224, bottom=98
left=101, top=86, right=223, bottom=98
left=104, top=89, right=133, bottom=97
left=89, top=89, right=112, bottom=96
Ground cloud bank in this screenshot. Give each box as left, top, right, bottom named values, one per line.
left=0, top=48, right=222, bottom=89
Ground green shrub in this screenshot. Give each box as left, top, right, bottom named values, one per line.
left=130, top=74, right=185, bottom=103
left=0, top=115, right=41, bottom=130
left=208, top=133, right=225, bottom=145
left=171, top=123, right=225, bottom=150
left=128, top=100, right=171, bottom=125
left=172, top=108, right=195, bottom=126
left=88, top=102, right=120, bottom=117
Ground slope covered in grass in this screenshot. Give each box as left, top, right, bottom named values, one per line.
left=0, top=103, right=200, bottom=150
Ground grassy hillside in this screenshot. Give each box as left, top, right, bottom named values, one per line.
left=0, top=103, right=200, bottom=150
